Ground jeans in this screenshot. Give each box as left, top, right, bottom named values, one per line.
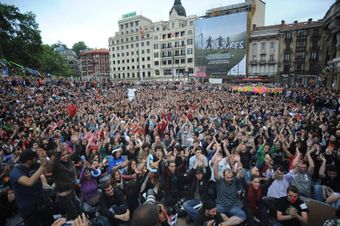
left=182, top=199, right=201, bottom=220
left=313, top=184, right=324, bottom=202
left=216, top=204, right=246, bottom=220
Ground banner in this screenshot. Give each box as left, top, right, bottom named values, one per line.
left=195, top=12, right=247, bottom=77
left=232, top=86, right=283, bottom=94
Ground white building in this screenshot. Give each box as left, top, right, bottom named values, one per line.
left=248, top=24, right=281, bottom=77
left=109, top=0, right=196, bottom=81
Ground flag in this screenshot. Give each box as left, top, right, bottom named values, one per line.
left=139, top=26, right=145, bottom=39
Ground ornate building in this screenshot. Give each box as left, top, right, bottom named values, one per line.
left=248, top=24, right=281, bottom=78
left=278, top=19, right=323, bottom=87
left=320, top=0, right=340, bottom=90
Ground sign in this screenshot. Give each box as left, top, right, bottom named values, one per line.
left=128, top=88, right=136, bottom=101
left=194, top=12, right=247, bottom=77
left=209, top=78, right=223, bottom=84
left=122, top=11, right=137, bottom=20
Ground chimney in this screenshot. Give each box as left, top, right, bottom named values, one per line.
left=281, top=20, right=285, bottom=25
left=308, top=18, right=312, bottom=23
left=252, top=24, right=256, bottom=29
left=294, top=20, right=298, bottom=24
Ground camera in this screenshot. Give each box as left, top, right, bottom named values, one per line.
left=144, top=189, right=156, bottom=205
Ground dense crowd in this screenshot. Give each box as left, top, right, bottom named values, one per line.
left=0, top=76, right=339, bottom=226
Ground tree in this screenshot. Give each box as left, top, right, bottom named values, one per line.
left=0, top=3, right=42, bottom=68
left=72, top=41, right=88, bottom=56
left=40, top=45, right=74, bottom=77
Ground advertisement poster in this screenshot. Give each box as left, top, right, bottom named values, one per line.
left=195, top=12, right=247, bottom=77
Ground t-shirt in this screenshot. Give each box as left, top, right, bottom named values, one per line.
left=216, top=178, right=241, bottom=210
left=289, top=170, right=312, bottom=197
left=194, top=211, right=224, bottom=226
left=277, top=196, right=308, bottom=226
left=9, top=164, right=42, bottom=209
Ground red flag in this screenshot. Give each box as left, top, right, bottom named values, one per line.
left=67, top=104, right=78, bottom=118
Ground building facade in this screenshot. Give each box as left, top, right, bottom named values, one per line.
left=109, top=0, right=196, bottom=81
left=54, top=44, right=80, bottom=76
left=248, top=24, right=281, bottom=78
left=320, top=0, right=340, bottom=90
left=79, top=49, right=109, bottom=80
left=278, top=19, right=323, bottom=87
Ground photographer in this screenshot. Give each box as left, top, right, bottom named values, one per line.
left=9, top=149, right=53, bottom=226
left=194, top=199, right=227, bottom=226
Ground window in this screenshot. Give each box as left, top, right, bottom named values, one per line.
left=168, top=60, right=172, bottom=65
left=147, top=49, right=150, bottom=53
left=187, top=39, right=193, bottom=45
left=141, top=42, right=144, bottom=47
left=162, top=60, right=167, bottom=65
left=154, top=52, right=159, bottom=58
left=252, top=55, right=256, bottom=61
left=311, top=52, right=317, bottom=60
left=146, top=41, right=150, bottom=46
left=131, top=44, right=134, bottom=48
left=187, top=58, right=193, bottom=63
left=189, top=20, right=194, bottom=26
left=187, top=48, right=193, bottom=55
left=131, top=37, right=134, bottom=41
left=252, top=43, right=257, bottom=53
left=181, top=59, right=185, bottom=64
left=284, top=53, right=290, bottom=61
left=154, top=61, right=159, bottom=66
left=261, top=42, right=266, bottom=50
left=285, top=32, right=292, bottom=39
left=188, top=30, right=193, bottom=35
left=270, top=42, right=275, bottom=49
left=269, top=54, right=274, bottom=61
left=154, top=44, right=158, bottom=49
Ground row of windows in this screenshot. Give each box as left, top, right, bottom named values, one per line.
left=112, top=57, right=193, bottom=67
left=112, top=34, right=152, bottom=45
left=112, top=57, right=151, bottom=64
left=252, top=54, right=275, bottom=61
left=112, top=64, right=151, bottom=71
left=114, top=71, right=152, bottom=79
left=252, top=42, right=276, bottom=52
left=161, top=30, right=193, bottom=39
left=113, top=41, right=151, bottom=51
left=284, top=52, right=318, bottom=61
left=111, top=47, right=192, bottom=60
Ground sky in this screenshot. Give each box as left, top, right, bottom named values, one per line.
left=2, top=0, right=335, bottom=49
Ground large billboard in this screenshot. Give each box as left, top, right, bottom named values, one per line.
left=194, top=12, right=247, bottom=77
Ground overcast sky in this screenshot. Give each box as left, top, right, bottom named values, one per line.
left=2, top=0, right=335, bottom=49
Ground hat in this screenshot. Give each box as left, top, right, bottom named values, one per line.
left=203, top=199, right=216, bottom=210
left=19, top=149, right=37, bottom=163
left=112, top=148, right=122, bottom=155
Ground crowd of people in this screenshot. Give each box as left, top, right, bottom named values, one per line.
left=0, top=76, right=339, bottom=226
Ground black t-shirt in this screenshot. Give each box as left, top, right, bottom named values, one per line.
left=194, top=211, right=224, bottom=226
left=277, top=196, right=308, bottom=226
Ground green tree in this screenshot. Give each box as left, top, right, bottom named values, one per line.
left=0, top=3, right=42, bottom=68
left=72, top=41, right=88, bottom=55
left=40, top=45, right=74, bottom=77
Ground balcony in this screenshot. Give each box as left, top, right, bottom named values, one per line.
left=259, top=60, right=267, bottom=65
left=268, top=60, right=277, bottom=65
left=250, top=60, right=258, bottom=65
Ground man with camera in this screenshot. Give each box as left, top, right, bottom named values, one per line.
left=9, top=149, right=52, bottom=226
